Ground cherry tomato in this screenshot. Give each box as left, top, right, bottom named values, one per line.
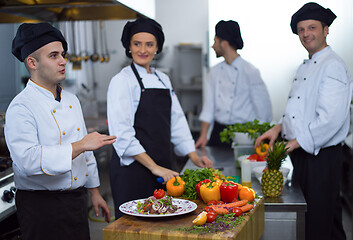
left=153, top=189, right=165, bottom=199
left=206, top=211, right=217, bottom=223
left=232, top=207, right=243, bottom=217
left=204, top=206, right=212, bottom=212
left=207, top=200, right=218, bottom=206
left=217, top=200, right=225, bottom=205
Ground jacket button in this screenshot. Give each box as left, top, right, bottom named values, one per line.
left=74, top=177, right=77, bottom=180
left=86, top=173, right=88, bottom=176
left=63, top=132, right=66, bottom=135
left=53, top=109, right=56, bottom=113
left=69, top=105, right=72, bottom=108
left=77, top=128, right=80, bottom=131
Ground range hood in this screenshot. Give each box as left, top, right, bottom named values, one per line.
left=0, top=0, right=145, bottom=23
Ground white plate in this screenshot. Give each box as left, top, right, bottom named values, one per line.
left=119, top=198, right=197, bottom=217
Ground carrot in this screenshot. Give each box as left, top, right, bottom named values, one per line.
left=239, top=204, right=254, bottom=213
left=210, top=200, right=248, bottom=209
left=210, top=206, right=230, bottom=215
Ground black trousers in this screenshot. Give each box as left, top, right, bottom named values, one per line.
left=15, top=187, right=90, bottom=240
left=290, top=145, right=346, bottom=240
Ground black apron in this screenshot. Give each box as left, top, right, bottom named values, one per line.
left=290, top=144, right=346, bottom=240
left=208, top=121, right=232, bottom=148
left=110, top=63, right=172, bottom=219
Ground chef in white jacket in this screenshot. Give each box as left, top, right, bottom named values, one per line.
left=255, top=3, right=351, bottom=239
left=5, top=23, right=116, bottom=240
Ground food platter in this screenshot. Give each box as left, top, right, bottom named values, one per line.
left=119, top=198, right=197, bottom=217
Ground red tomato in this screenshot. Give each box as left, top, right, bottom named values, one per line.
left=206, top=211, right=217, bottom=223
left=232, top=207, right=243, bottom=217
left=153, top=189, right=165, bottom=199
left=257, top=156, right=266, bottom=162
left=207, top=200, right=218, bottom=206
left=204, top=206, right=213, bottom=212
left=247, top=154, right=258, bottom=161
left=217, top=200, right=225, bottom=205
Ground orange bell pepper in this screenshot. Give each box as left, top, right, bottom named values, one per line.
left=256, top=143, right=269, bottom=157
left=166, top=176, right=185, bottom=197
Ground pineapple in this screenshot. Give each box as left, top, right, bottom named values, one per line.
left=261, top=141, right=288, bottom=197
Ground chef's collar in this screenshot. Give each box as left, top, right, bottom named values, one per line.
left=28, top=79, right=62, bottom=101
left=230, top=55, right=242, bottom=68
left=303, top=46, right=330, bottom=63
left=133, top=62, right=156, bottom=74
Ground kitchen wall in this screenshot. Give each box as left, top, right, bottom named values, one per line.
left=208, top=0, right=353, bottom=122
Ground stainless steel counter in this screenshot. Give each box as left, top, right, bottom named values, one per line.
left=182, top=146, right=307, bottom=240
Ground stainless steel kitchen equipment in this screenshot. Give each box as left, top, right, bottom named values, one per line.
left=0, top=113, right=20, bottom=239
left=0, top=0, right=145, bottom=23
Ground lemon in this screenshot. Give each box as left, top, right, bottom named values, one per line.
left=192, top=211, right=207, bottom=226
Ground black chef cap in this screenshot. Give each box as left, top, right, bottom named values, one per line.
left=12, top=22, right=67, bottom=62
left=215, top=20, right=243, bottom=50
left=121, top=17, right=165, bottom=58
left=290, top=2, right=336, bottom=34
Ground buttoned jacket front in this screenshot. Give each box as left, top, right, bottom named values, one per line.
left=5, top=80, right=100, bottom=190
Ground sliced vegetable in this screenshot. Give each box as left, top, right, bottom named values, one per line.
left=166, top=177, right=185, bottom=197
left=192, top=211, right=207, bottom=226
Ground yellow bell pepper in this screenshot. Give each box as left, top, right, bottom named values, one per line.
left=166, top=176, right=185, bottom=197
left=200, top=181, right=221, bottom=203
left=256, top=143, right=269, bottom=157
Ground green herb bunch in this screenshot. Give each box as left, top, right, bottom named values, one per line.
left=220, top=119, right=274, bottom=144
left=181, top=168, right=215, bottom=200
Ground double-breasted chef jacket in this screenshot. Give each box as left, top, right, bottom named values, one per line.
left=5, top=79, right=100, bottom=191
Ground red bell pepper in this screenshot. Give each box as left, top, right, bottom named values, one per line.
left=196, top=179, right=211, bottom=201
left=220, top=181, right=238, bottom=203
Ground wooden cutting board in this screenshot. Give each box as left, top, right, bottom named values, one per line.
left=103, top=197, right=264, bottom=240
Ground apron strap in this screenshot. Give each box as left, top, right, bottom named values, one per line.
left=130, top=62, right=145, bottom=91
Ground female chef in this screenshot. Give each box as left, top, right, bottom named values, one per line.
left=107, top=18, right=213, bottom=218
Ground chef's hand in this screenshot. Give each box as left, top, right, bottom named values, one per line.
left=189, top=151, right=213, bottom=168
left=195, top=122, right=210, bottom=149
left=88, top=187, right=111, bottom=223
left=134, top=152, right=179, bottom=183
left=195, top=136, right=208, bottom=149
left=285, top=139, right=300, bottom=153
left=254, top=124, right=282, bottom=149
left=72, top=131, right=116, bottom=159
left=151, top=165, right=179, bottom=184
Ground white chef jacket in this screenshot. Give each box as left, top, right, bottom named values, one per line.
left=107, top=63, right=195, bottom=166
left=4, top=80, right=100, bottom=190
left=280, top=46, right=353, bottom=155
left=199, top=56, right=272, bottom=125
